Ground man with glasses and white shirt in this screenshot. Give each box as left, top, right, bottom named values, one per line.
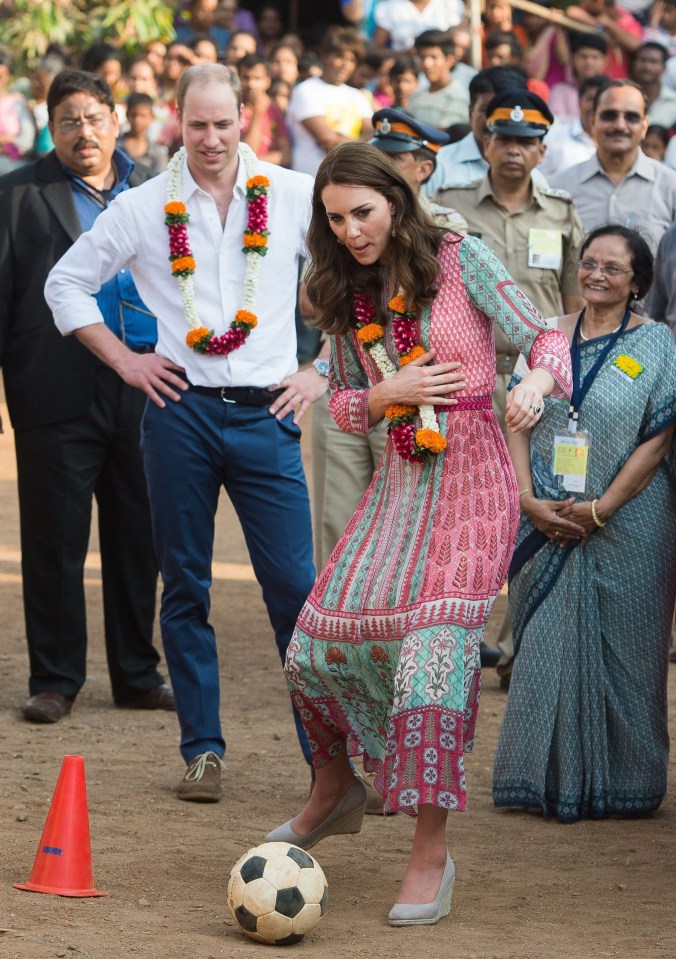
left=0, top=70, right=174, bottom=725
left=551, top=79, right=676, bottom=252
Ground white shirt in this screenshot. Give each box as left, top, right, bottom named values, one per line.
left=46, top=155, right=313, bottom=388
left=288, top=77, right=372, bottom=175
left=538, top=119, right=595, bottom=179
left=374, top=0, right=463, bottom=52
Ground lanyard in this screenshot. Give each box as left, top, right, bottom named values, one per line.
left=568, top=306, right=629, bottom=433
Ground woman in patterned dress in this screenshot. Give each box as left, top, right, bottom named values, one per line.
left=266, top=142, right=572, bottom=925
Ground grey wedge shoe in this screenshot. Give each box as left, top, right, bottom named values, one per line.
left=388, top=851, right=455, bottom=926
left=265, top=778, right=367, bottom=850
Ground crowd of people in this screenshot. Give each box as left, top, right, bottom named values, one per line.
left=0, top=0, right=675, bottom=932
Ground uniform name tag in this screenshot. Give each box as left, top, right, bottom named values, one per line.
left=528, top=229, right=562, bottom=270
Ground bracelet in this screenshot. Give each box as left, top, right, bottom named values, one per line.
left=591, top=499, right=606, bottom=528
left=518, top=486, right=533, bottom=499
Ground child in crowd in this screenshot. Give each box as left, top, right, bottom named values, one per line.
left=269, top=77, right=292, bottom=113
left=119, top=92, right=168, bottom=174
left=389, top=56, right=419, bottom=111
left=189, top=34, right=219, bottom=63
left=643, top=123, right=670, bottom=161
left=549, top=33, right=608, bottom=122
left=485, top=30, right=551, bottom=100
left=373, top=53, right=395, bottom=106
left=408, top=29, right=470, bottom=128
left=269, top=42, right=300, bottom=86
left=239, top=53, right=291, bottom=166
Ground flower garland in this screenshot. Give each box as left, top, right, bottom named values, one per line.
left=164, top=143, right=270, bottom=356
left=353, top=291, right=447, bottom=463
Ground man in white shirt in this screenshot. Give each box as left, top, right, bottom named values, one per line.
left=45, top=64, right=326, bottom=804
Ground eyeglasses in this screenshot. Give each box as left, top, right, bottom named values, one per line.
left=577, top=259, right=632, bottom=277
left=597, top=109, right=644, bottom=125
left=57, top=113, right=110, bottom=134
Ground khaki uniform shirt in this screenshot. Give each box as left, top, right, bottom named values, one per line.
left=435, top=174, right=584, bottom=373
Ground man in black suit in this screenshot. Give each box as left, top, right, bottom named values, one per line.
left=0, top=70, right=174, bottom=722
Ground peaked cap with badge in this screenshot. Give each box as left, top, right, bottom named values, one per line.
left=370, top=108, right=450, bottom=157
left=485, top=89, right=554, bottom=139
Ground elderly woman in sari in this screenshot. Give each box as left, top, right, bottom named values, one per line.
left=493, top=225, right=676, bottom=823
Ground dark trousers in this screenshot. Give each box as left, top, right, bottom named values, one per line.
left=14, top=366, right=163, bottom=700
left=141, top=390, right=315, bottom=765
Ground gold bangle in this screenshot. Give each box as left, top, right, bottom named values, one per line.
left=519, top=486, right=533, bottom=499
left=591, top=499, right=606, bottom=528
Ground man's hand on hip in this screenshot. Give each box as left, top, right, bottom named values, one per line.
left=117, top=353, right=188, bottom=408
left=269, top=368, right=329, bottom=424
left=74, top=324, right=187, bottom=408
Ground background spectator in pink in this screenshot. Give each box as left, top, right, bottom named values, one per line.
left=239, top=52, right=291, bottom=166
left=567, top=0, right=642, bottom=79
left=0, top=48, right=36, bottom=174
left=549, top=33, right=608, bottom=123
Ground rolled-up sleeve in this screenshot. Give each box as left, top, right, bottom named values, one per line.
left=45, top=194, right=137, bottom=336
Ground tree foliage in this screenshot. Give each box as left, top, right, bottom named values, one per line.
left=0, top=0, right=176, bottom=69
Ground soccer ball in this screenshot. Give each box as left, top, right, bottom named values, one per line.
left=227, top=841, right=328, bottom=945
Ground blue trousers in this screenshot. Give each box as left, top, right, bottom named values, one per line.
left=141, top=390, right=315, bottom=764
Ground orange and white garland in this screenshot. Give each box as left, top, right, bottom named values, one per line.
left=164, top=142, right=269, bottom=355
left=353, top=291, right=447, bottom=462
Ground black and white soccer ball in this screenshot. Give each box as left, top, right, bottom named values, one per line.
left=227, top=841, right=328, bottom=945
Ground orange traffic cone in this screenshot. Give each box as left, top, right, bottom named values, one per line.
left=14, top=755, right=107, bottom=897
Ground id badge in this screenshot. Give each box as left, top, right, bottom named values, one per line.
left=528, top=229, right=562, bottom=270
left=552, top=428, right=590, bottom=493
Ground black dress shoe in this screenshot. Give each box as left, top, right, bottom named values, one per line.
left=114, top=683, right=176, bottom=710
left=480, top=642, right=501, bottom=668
left=22, top=692, right=74, bottom=724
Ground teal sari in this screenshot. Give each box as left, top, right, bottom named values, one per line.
left=493, top=321, right=676, bottom=822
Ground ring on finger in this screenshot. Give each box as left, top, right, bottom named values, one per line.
left=529, top=403, right=542, bottom=415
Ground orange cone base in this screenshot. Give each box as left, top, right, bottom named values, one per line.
left=13, top=881, right=107, bottom=898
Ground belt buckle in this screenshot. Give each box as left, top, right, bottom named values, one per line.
left=220, top=388, right=236, bottom=404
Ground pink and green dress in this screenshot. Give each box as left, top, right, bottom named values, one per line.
left=286, top=233, right=572, bottom=813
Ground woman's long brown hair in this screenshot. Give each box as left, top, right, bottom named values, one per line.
left=305, top=142, right=445, bottom=335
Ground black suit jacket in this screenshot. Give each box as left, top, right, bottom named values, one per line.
left=0, top=152, right=152, bottom=431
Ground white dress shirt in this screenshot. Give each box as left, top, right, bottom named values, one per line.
left=538, top=119, right=595, bottom=179
left=46, top=155, right=313, bottom=388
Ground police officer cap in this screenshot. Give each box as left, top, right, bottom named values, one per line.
left=370, top=108, right=450, bottom=155
left=485, top=89, right=554, bottom=138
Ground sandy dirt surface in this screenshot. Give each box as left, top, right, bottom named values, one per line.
left=0, top=396, right=674, bottom=959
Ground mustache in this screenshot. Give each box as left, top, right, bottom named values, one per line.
left=74, top=138, right=100, bottom=149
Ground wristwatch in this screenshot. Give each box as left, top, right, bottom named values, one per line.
left=313, top=358, right=329, bottom=377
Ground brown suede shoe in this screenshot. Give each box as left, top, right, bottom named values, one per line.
left=22, top=692, right=73, bottom=724
left=176, top=751, right=224, bottom=802
left=114, top=683, right=176, bottom=710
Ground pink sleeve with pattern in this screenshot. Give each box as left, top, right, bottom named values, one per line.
left=327, top=331, right=374, bottom=434
left=527, top=327, right=573, bottom=400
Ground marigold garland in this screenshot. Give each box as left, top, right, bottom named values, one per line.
left=165, top=143, right=269, bottom=357
left=352, top=291, right=447, bottom=463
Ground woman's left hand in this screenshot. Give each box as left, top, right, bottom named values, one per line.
left=505, top=381, right=544, bottom=433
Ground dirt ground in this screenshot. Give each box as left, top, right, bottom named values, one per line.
left=0, top=394, right=674, bottom=959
